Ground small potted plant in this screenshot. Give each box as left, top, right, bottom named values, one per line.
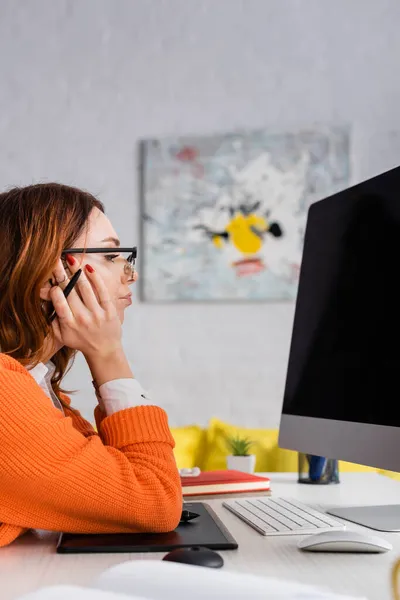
left=225, top=434, right=256, bottom=473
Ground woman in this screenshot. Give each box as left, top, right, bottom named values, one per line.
left=0, top=182, right=182, bottom=548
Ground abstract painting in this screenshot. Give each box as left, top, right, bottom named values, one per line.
left=139, top=126, right=350, bottom=301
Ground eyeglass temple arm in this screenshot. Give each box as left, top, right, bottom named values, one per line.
left=62, top=248, right=137, bottom=260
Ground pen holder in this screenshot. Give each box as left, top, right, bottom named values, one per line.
left=298, top=453, right=340, bottom=484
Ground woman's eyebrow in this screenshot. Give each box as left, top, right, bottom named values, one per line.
left=100, top=237, right=121, bottom=246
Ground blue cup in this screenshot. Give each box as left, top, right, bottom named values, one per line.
left=298, top=453, right=340, bottom=484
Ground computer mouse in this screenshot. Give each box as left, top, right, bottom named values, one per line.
left=298, top=529, right=393, bottom=553
left=162, top=546, right=224, bottom=568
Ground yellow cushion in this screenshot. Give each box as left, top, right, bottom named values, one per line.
left=202, top=418, right=381, bottom=473
left=170, top=425, right=206, bottom=470
left=202, top=418, right=284, bottom=472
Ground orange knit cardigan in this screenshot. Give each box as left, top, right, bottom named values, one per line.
left=0, top=353, right=182, bottom=548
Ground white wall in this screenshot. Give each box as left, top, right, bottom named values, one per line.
left=1, top=0, right=400, bottom=426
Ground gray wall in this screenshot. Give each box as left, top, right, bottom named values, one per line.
left=1, top=0, right=400, bottom=426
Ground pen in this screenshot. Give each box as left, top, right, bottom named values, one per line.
left=48, top=269, right=82, bottom=323
left=308, top=455, right=326, bottom=482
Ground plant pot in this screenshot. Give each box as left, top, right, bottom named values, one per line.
left=226, top=454, right=256, bottom=473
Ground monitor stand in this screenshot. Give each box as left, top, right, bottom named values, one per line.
left=327, top=505, right=400, bottom=532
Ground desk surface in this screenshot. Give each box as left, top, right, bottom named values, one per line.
left=1, top=472, right=399, bottom=600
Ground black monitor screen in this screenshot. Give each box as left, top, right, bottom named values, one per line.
left=282, top=167, right=400, bottom=428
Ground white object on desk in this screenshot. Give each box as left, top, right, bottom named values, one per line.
left=17, top=587, right=139, bottom=600
left=15, top=561, right=366, bottom=600
left=94, top=559, right=365, bottom=600
left=298, top=530, right=393, bottom=553
left=223, top=496, right=346, bottom=535
left=179, top=467, right=201, bottom=477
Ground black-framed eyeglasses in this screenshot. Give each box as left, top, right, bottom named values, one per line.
left=62, top=246, right=137, bottom=279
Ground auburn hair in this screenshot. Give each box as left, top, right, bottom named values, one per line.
left=0, top=182, right=105, bottom=404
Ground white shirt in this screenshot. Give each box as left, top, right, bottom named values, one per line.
left=27, top=360, right=151, bottom=416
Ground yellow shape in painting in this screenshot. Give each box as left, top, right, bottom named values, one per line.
left=212, top=235, right=224, bottom=249
left=225, top=213, right=268, bottom=255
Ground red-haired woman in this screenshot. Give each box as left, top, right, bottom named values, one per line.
left=0, top=183, right=181, bottom=547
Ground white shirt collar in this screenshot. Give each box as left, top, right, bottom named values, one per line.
left=27, top=360, right=56, bottom=385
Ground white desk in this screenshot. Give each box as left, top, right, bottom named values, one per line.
left=1, top=473, right=399, bottom=600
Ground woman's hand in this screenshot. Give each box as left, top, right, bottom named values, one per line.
left=44, top=257, right=123, bottom=359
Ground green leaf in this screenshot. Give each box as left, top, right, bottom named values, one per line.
left=225, top=433, right=254, bottom=456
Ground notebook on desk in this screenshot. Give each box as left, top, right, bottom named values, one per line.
left=56, top=502, right=238, bottom=554
left=181, top=469, right=270, bottom=498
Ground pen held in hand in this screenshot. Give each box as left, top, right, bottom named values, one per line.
left=48, top=268, right=82, bottom=323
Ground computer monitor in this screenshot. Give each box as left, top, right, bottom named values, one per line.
left=278, top=165, right=400, bottom=532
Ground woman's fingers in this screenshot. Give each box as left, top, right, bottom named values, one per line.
left=83, top=264, right=114, bottom=313
left=49, top=284, right=75, bottom=322
left=50, top=258, right=86, bottom=321
left=45, top=256, right=122, bottom=355
left=62, top=256, right=102, bottom=313
left=49, top=297, right=63, bottom=341
left=52, top=258, right=72, bottom=289
left=53, top=257, right=97, bottom=316
left=45, top=256, right=115, bottom=335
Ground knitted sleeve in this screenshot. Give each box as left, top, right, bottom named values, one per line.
left=0, top=367, right=182, bottom=541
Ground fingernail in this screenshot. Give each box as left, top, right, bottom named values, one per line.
left=85, top=264, right=94, bottom=273
left=66, top=254, right=75, bottom=266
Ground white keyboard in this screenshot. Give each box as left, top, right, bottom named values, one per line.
left=223, top=496, right=346, bottom=536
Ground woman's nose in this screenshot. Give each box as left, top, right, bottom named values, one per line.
left=122, top=270, right=138, bottom=284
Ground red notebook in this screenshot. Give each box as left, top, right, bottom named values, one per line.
left=180, top=470, right=270, bottom=497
